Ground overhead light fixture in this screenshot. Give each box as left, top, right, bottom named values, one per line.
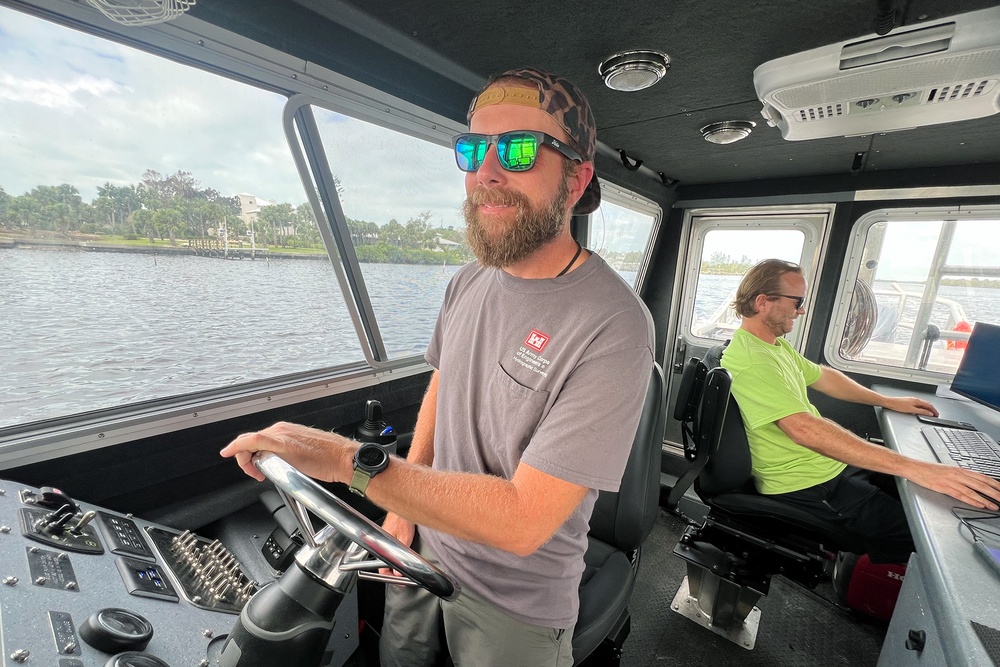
left=598, top=50, right=671, bottom=92
left=700, top=120, right=756, bottom=144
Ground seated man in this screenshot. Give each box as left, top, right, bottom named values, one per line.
left=721, top=258, right=1000, bottom=563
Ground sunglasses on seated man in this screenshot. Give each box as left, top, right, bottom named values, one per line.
left=453, top=131, right=583, bottom=173
left=768, top=294, right=806, bottom=310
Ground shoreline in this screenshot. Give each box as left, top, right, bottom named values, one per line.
left=0, top=236, right=327, bottom=260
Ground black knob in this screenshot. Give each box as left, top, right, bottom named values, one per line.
left=104, top=652, right=170, bottom=667
left=905, top=629, right=926, bottom=652
left=80, top=608, right=154, bottom=653
left=35, top=486, right=79, bottom=513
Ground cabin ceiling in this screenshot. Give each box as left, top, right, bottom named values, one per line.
left=192, top=0, right=1000, bottom=190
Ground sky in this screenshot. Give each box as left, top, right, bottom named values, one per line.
left=0, top=4, right=660, bottom=251
left=0, top=7, right=649, bottom=252
left=0, top=5, right=468, bottom=229
left=876, top=219, right=1000, bottom=282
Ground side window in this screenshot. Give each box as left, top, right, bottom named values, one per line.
left=830, top=209, right=1000, bottom=377
left=589, top=184, right=661, bottom=289
left=0, top=7, right=362, bottom=430
left=306, top=105, right=469, bottom=361
left=689, top=229, right=805, bottom=341
left=677, top=209, right=829, bottom=352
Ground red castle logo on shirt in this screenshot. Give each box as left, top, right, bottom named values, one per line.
left=524, top=329, right=550, bottom=353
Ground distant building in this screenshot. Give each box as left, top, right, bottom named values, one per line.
left=237, top=193, right=274, bottom=227
left=434, top=234, right=462, bottom=252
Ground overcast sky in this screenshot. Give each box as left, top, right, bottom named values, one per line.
left=0, top=5, right=472, bottom=229
left=1, top=4, right=674, bottom=252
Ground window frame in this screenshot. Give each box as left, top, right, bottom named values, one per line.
left=589, top=181, right=663, bottom=293
left=825, top=204, right=1000, bottom=383
left=677, top=206, right=832, bottom=352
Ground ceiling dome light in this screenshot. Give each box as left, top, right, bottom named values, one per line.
left=598, top=50, right=671, bottom=92
left=700, top=120, right=756, bottom=144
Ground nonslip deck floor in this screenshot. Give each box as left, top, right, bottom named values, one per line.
left=622, top=511, right=887, bottom=667
left=350, top=509, right=888, bottom=666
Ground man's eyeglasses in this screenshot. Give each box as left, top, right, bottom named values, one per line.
left=769, top=294, right=807, bottom=310
left=453, top=131, right=583, bottom=173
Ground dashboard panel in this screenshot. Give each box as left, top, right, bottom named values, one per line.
left=0, top=479, right=358, bottom=667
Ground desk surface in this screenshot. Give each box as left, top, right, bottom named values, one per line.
left=874, top=384, right=1000, bottom=666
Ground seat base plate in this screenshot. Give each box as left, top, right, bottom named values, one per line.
left=670, top=575, right=761, bottom=650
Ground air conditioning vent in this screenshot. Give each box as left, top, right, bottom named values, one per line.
left=754, top=6, right=1000, bottom=140
left=929, top=79, right=994, bottom=102
left=797, top=103, right=847, bottom=122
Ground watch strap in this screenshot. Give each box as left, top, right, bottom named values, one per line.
left=349, top=467, right=374, bottom=497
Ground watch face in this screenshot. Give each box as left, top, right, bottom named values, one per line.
left=358, top=445, right=387, bottom=468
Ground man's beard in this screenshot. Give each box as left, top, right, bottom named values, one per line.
left=462, top=172, right=571, bottom=269
left=764, top=312, right=794, bottom=338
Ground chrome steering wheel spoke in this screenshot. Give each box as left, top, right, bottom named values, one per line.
left=252, top=451, right=459, bottom=600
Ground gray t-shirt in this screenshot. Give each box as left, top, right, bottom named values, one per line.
left=421, top=253, right=654, bottom=628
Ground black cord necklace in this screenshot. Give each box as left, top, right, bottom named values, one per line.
left=555, top=240, right=583, bottom=278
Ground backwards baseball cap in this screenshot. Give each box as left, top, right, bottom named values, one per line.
left=467, top=67, right=601, bottom=215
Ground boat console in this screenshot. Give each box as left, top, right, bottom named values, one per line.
left=0, top=454, right=457, bottom=667
left=0, top=477, right=351, bottom=666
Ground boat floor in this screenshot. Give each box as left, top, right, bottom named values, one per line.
left=621, top=511, right=886, bottom=667
left=348, top=509, right=887, bottom=666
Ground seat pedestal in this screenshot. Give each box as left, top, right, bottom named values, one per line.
left=671, top=525, right=768, bottom=649
left=671, top=572, right=761, bottom=649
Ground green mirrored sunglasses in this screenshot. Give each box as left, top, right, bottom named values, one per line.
left=453, top=131, right=583, bottom=173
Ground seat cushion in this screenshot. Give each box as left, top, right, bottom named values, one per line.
left=709, top=491, right=869, bottom=553
left=573, top=537, right=634, bottom=662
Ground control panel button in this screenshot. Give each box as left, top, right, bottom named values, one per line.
left=116, top=557, right=179, bottom=602
left=98, top=512, right=154, bottom=561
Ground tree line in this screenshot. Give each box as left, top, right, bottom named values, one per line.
left=0, top=171, right=471, bottom=265
left=701, top=251, right=755, bottom=274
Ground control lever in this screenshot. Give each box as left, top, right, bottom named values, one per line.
left=42, top=504, right=78, bottom=535
left=70, top=510, right=97, bottom=534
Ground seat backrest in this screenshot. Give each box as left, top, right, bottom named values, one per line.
left=673, top=357, right=706, bottom=424
left=694, top=367, right=755, bottom=499
left=673, top=357, right=707, bottom=461
left=588, top=363, right=666, bottom=552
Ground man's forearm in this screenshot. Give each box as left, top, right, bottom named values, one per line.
left=810, top=366, right=886, bottom=406
left=363, top=457, right=587, bottom=557
left=778, top=412, right=909, bottom=476
left=405, top=370, right=439, bottom=466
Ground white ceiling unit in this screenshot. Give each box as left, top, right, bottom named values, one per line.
left=753, top=6, right=1000, bottom=140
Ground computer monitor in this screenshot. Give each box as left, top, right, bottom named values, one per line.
left=950, top=322, right=1000, bottom=413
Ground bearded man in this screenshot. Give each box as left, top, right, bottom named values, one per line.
left=222, top=68, right=654, bottom=667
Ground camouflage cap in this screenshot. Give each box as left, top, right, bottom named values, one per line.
left=468, top=67, right=601, bottom=215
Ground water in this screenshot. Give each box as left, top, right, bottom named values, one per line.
left=0, top=248, right=457, bottom=428
left=692, top=274, right=1000, bottom=331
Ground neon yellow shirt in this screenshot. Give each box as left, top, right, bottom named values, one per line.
left=721, top=328, right=846, bottom=494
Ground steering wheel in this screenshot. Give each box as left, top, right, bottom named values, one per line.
left=253, top=451, right=459, bottom=600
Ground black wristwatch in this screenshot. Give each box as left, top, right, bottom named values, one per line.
left=350, top=442, right=390, bottom=497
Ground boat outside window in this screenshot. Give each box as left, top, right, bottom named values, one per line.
left=830, top=208, right=1000, bottom=378
left=0, top=7, right=367, bottom=431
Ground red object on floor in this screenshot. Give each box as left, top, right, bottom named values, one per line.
left=845, top=554, right=906, bottom=622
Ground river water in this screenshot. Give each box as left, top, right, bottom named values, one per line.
left=3, top=250, right=997, bottom=430
left=0, top=248, right=458, bottom=428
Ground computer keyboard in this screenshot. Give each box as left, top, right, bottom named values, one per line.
left=922, top=426, right=1000, bottom=479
